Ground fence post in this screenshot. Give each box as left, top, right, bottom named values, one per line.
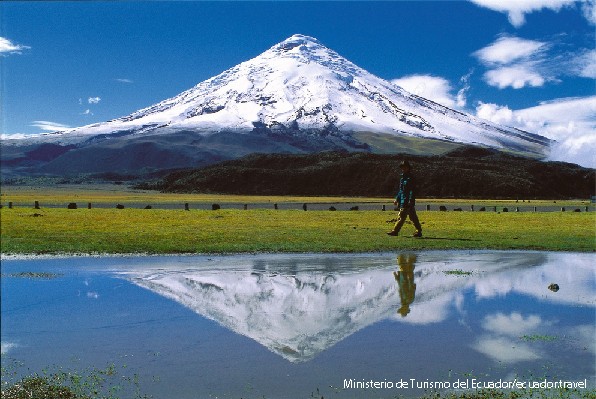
left=302, top=203, right=307, bottom=211
left=426, top=205, right=431, bottom=211
left=185, top=203, right=190, bottom=211
left=88, top=203, right=92, bottom=209
left=8, top=202, right=13, bottom=209
left=244, top=204, right=248, bottom=210
left=274, top=203, right=278, bottom=210
left=34, top=201, right=40, bottom=209
left=382, top=205, right=386, bottom=211
left=470, top=205, right=474, bottom=211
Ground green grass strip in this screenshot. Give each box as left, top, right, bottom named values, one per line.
left=1, top=208, right=594, bottom=255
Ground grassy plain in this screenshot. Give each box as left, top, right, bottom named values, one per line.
left=1, top=184, right=593, bottom=208
left=1, top=185, right=594, bottom=255
left=1, top=206, right=594, bottom=255
left=0, top=184, right=386, bottom=206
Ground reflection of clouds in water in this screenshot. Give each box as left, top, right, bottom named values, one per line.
left=569, top=324, right=596, bottom=356
left=1, top=342, right=19, bottom=355
left=118, top=251, right=594, bottom=362
left=473, top=311, right=596, bottom=366
left=390, top=294, right=453, bottom=324
left=473, top=312, right=546, bottom=363
left=472, top=337, right=541, bottom=364
left=86, top=291, right=99, bottom=299
left=474, top=253, right=594, bottom=306
left=482, top=312, right=545, bottom=336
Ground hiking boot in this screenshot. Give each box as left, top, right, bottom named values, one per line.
left=412, top=231, right=422, bottom=238
left=386, top=231, right=399, bottom=236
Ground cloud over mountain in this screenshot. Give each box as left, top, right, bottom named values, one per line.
left=30, top=120, right=71, bottom=132
left=476, top=96, right=596, bottom=167
left=391, top=75, right=467, bottom=109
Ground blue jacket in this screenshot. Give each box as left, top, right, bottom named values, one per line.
left=395, top=173, right=416, bottom=208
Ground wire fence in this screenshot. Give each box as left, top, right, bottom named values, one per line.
left=1, top=200, right=592, bottom=213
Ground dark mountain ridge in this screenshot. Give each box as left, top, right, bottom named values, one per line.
left=137, top=147, right=595, bottom=199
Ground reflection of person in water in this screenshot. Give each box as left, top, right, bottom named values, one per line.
left=393, top=254, right=417, bottom=317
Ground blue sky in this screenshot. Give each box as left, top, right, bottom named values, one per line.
left=1, top=1, right=595, bottom=166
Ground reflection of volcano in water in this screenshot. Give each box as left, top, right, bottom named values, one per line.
left=130, top=264, right=398, bottom=362
left=121, top=251, right=580, bottom=362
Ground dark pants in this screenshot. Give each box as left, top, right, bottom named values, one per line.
left=392, top=205, right=422, bottom=233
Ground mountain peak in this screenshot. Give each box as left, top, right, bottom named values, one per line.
left=5, top=33, right=550, bottom=174
left=280, top=33, right=322, bottom=45
left=276, top=34, right=324, bottom=51
left=267, top=33, right=342, bottom=67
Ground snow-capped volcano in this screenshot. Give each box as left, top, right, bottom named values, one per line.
left=102, top=33, right=450, bottom=136
left=2, top=34, right=550, bottom=175
left=51, top=34, right=548, bottom=148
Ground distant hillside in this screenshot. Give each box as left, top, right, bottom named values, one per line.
left=137, top=148, right=595, bottom=199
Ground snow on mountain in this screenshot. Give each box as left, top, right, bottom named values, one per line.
left=17, top=34, right=549, bottom=155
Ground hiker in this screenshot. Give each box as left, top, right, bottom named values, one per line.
left=387, top=160, right=423, bottom=237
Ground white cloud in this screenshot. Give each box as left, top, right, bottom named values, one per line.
left=472, top=336, right=541, bottom=363
left=392, top=74, right=465, bottom=109
left=474, top=36, right=547, bottom=65
left=88, top=96, right=101, bottom=104
left=30, top=121, right=71, bottom=132
left=81, top=109, right=93, bottom=116
left=482, top=312, right=543, bottom=336
left=390, top=293, right=454, bottom=324
left=476, top=96, right=596, bottom=167
left=517, top=97, right=596, bottom=167
left=469, top=0, right=578, bottom=27
left=1, top=342, right=19, bottom=355
left=0, top=36, right=30, bottom=55
left=0, top=133, right=34, bottom=140
left=474, top=35, right=594, bottom=89
left=476, top=102, right=515, bottom=125
left=514, top=96, right=596, bottom=131
left=582, top=0, right=596, bottom=24
left=571, top=324, right=596, bottom=355
left=456, top=70, right=473, bottom=108
left=572, top=48, right=596, bottom=78
left=484, top=65, right=546, bottom=88
left=116, top=78, right=133, bottom=84
left=474, top=36, right=550, bottom=89
left=472, top=312, right=546, bottom=363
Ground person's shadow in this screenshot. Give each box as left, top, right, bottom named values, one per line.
left=393, top=254, right=417, bottom=317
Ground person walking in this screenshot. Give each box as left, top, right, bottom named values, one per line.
left=387, top=160, right=423, bottom=237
